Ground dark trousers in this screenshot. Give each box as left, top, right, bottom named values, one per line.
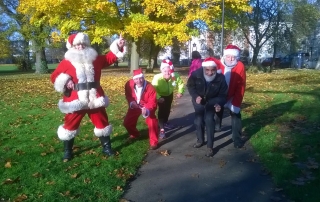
left=215, top=106, right=243, bottom=145
left=193, top=103, right=215, bottom=149
left=158, top=93, right=173, bottom=129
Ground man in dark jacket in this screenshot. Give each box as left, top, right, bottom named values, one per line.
left=187, top=57, right=228, bottom=157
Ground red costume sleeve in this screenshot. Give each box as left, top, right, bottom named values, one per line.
left=124, top=80, right=136, bottom=104
left=231, top=63, right=246, bottom=107
left=144, top=84, right=158, bottom=112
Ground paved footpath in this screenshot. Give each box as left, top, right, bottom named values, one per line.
left=122, top=91, right=283, bottom=202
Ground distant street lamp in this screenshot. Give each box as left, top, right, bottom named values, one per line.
left=220, top=0, right=225, bottom=56
left=193, top=42, right=197, bottom=51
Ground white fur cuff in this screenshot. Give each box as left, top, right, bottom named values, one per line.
left=110, top=39, right=126, bottom=59
left=57, top=125, right=79, bottom=141
left=94, top=125, right=113, bottom=137
left=54, top=73, right=71, bottom=93
left=230, top=105, right=240, bottom=114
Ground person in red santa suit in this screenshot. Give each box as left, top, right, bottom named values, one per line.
left=50, top=32, right=125, bottom=161
left=215, top=44, right=246, bottom=148
left=123, top=69, right=159, bottom=150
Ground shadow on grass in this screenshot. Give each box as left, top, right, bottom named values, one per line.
left=243, top=100, right=296, bottom=139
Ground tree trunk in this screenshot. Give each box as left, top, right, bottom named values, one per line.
left=130, top=42, right=139, bottom=74
left=35, top=47, right=48, bottom=74
left=146, top=44, right=161, bottom=73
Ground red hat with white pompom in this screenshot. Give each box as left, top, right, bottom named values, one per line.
left=223, top=44, right=241, bottom=58
left=160, top=59, right=176, bottom=86
left=132, top=68, right=144, bottom=79
left=202, top=57, right=217, bottom=67
left=66, top=33, right=91, bottom=49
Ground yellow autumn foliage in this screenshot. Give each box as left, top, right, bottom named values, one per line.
left=17, top=0, right=250, bottom=46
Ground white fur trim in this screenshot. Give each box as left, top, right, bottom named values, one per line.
left=54, top=73, right=71, bottom=93
left=73, top=33, right=90, bottom=46
left=160, top=63, right=170, bottom=70
left=110, top=39, right=125, bottom=59
left=88, top=95, right=109, bottom=109
left=57, top=95, right=109, bottom=114
left=224, top=49, right=240, bottom=57
left=217, top=69, right=222, bottom=74
left=230, top=105, right=240, bottom=114
left=202, top=61, right=217, bottom=67
left=94, top=125, right=113, bottom=137
left=133, top=73, right=144, bottom=79
left=57, top=125, right=80, bottom=141
left=66, top=42, right=72, bottom=49
left=58, top=99, right=88, bottom=114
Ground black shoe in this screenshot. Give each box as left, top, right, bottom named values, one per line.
left=193, top=142, right=204, bottom=148
left=234, top=142, right=244, bottom=149
left=205, top=148, right=214, bottom=157
left=99, top=136, right=115, bottom=156
left=63, top=138, right=74, bottom=161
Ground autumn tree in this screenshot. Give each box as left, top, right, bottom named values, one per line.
left=0, top=20, right=11, bottom=59
left=18, top=0, right=250, bottom=72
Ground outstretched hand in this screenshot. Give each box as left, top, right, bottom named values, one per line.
left=117, top=34, right=125, bottom=49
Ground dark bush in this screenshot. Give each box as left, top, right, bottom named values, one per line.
left=14, top=56, right=32, bottom=71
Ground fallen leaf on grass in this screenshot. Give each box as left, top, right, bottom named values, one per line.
left=2, top=177, right=20, bottom=185
left=15, top=150, right=25, bottom=155
left=40, top=153, right=47, bottom=156
left=59, top=191, right=70, bottom=196
left=5, top=161, right=11, bottom=168
left=14, top=194, right=28, bottom=202
left=84, top=178, right=91, bottom=184
left=116, top=186, right=123, bottom=191
left=32, top=172, right=42, bottom=178
left=46, top=181, right=55, bottom=185
left=71, top=173, right=79, bottom=179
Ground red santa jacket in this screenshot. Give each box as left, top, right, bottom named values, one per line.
left=50, top=41, right=124, bottom=114
left=124, top=79, right=157, bottom=113
left=216, top=60, right=246, bottom=113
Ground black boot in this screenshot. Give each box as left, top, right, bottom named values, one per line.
left=99, top=136, right=114, bottom=156
left=63, top=138, right=74, bottom=161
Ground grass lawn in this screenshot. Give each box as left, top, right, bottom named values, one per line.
left=1, top=67, right=320, bottom=201
left=242, top=69, right=320, bottom=201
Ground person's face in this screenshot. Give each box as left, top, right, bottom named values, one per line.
left=224, top=55, right=237, bottom=66
left=204, top=66, right=217, bottom=77
left=161, top=67, right=171, bottom=80
left=133, top=77, right=145, bottom=87
left=74, top=43, right=86, bottom=50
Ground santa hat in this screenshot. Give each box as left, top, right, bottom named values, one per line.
left=133, top=68, right=144, bottom=79
left=202, top=57, right=217, bottom=67
left=66, top=33, right=91, bottom=49
left=160, top=59, right=176, bottom=86
left=223, top=44, right=241, bottom=58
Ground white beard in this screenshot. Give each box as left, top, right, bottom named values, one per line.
left=204, top=73, right=216, bottom=82
left=64, top=47, right=98, bottom=63
left=223, top=58, right=237, bottom=67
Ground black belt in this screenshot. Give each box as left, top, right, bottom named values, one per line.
left=74, top=82, right=100, bottom=91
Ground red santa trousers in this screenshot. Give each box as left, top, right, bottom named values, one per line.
left=59, top=107, right=111, bottom=140
left=123, top=108, right=158, bottom=146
